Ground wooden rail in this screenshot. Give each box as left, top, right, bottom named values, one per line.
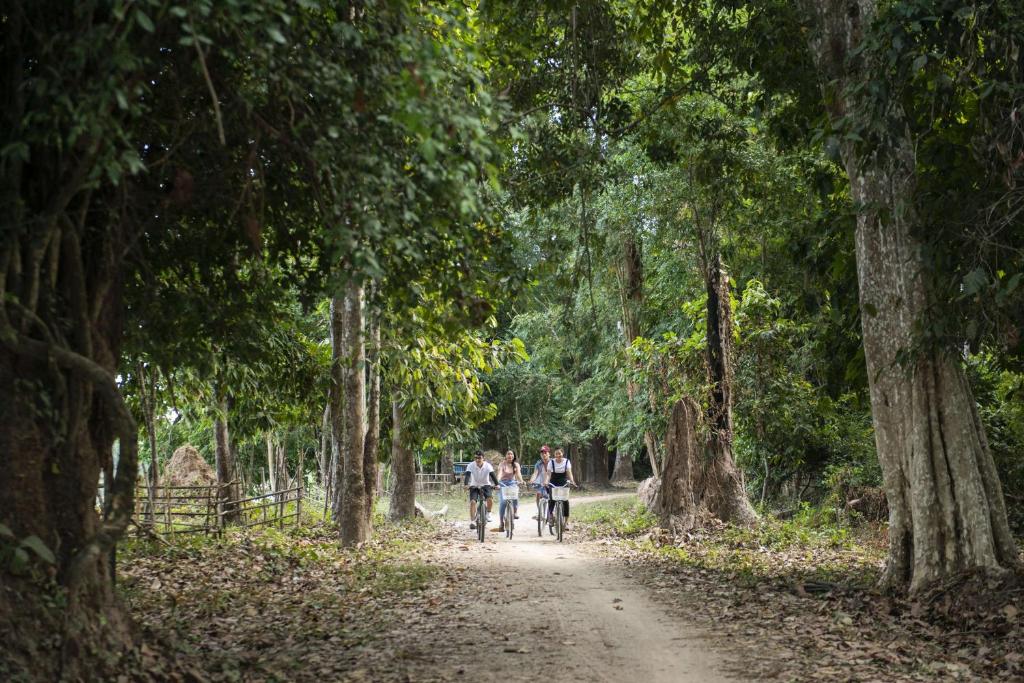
left=119, top=481, right=307, bottom=537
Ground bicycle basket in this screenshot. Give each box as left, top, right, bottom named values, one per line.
left=550, top=485, right=570, bottom=501
left=502, top=485, right=519, bottom=500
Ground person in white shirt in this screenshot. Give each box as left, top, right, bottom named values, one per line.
left=463, top=450, right=498, bottom=529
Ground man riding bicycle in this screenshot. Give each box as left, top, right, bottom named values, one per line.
left=463, top=450, right=498, bottom=530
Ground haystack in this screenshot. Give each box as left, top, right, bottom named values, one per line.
left=163, top=444, right=217, bottom=487
left=483, top=449, right=504, bottom=468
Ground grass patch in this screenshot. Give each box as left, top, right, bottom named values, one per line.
left=574, top=496, right=886, bottom=589
left=642, top=506, right=886, bottom=588
left=574, top=496, right=657, bottom=537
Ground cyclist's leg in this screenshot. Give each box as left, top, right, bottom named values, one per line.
left=468, top=487, right=480, bottom=526
left=495, top=488, right=507, bottom=530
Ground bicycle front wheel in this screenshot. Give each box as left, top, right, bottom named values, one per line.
left=556, top=503, right=564, bottom=542
left=536, top=498, right=543, bottom=537
left=477, top=501, right=486, bottom=542
left=505, top=503, right=513, bottom=539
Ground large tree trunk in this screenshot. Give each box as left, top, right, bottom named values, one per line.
left=389, top=400, right=416, bottom=520
left=1, top=220, right=138, bottom=675
left=363, top=298, right=381, bottom=525
left=611, top=447, right=634, bottom=483
left=806, top=0, right=1017, bottom=592
left=658, top=397, right=756, bottom=532
left=339, top=281, right=369, bottom=546
left=617, top=231, right=661, bottom=475
left=702, top=254, right=756, bottom=526
left=648, top=225, right=758, bottom=528
left=587, top=434, right=611, bottom=487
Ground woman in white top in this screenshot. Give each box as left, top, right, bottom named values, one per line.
left=543, top=447, right=577, bottom=530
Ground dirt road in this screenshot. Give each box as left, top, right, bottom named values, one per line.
left=432, top=497, right=735, bottom=683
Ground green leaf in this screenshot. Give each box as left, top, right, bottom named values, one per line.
left=0, top=523, right=14, bottom=541
left=135, top=9, right=155, bottom=33
left=267, top=27, right=287, bottom=45
left=20, top=535, right=56, bottom=564
left=0, top=141, right=29, bottom=164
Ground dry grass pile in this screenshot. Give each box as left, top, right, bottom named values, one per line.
left=163, top=444, right=216, bottom=487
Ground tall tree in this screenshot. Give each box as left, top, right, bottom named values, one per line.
left=671, top=0, right=1023, bottom=588
left=1, top=2, right=512, bottom=673
left=389, top=399, right=416, bottom=520
left=801, top=0, right=1017, bottom=590
left=339, top=282, right=369, bottom=546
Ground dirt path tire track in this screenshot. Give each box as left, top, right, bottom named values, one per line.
left=428, top=495, right=736, bottom=683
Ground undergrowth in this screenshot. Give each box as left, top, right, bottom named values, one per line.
left=578, top=495, right=885, bottom=588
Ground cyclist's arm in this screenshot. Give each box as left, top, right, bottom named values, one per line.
left=488, top=471, right=498, bottom=487
left=515, top=463, right=525, bottom=485
left=463, top=470, right=471, bottom=486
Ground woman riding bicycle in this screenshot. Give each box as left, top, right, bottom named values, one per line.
left=530, top=445, right=552, bottom=519
left=543, top=447, right=577, bottom=530
left=492, top=449, right=526, bottom=533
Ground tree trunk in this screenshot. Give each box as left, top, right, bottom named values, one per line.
left=617, top=231, right=661, bottom=475
left=266, top=432, right=277, bottom=492
left=567, top=444, right=583, bottom=484
left=667, top=219, right=757, bottom=528
left=1, top=324, right=138, bottom=678
left=319, top=403, right=331, bottom=486
left=611, top=447, right=634, bottom=483
left=588, top=435, right=611, bottom=487
left=658, top=397, right=756, bottom=532
left=805, top=0, right=1017, bottom=592
left=214, top=397, right=240, bottom=524
left=329, top=297, right=347, bottom=525
left=339, top=281, right=369, bottom=546
left=441, top=449, right=455, bottom=486
left=389, top=400, right=416, bottom=520
left=363, top=298, right=381, bottom=525
left=138, top=362, right=159, bottom=526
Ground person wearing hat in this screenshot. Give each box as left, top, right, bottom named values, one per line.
left=463, top=449, right=498, bottom=529
left=529, top=445, right=553, bottom=518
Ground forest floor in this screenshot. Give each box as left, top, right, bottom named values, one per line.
left=119, top=491, right=1024, bottom=682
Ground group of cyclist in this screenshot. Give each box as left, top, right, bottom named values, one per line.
left=462, top=444, right=578, bottom=534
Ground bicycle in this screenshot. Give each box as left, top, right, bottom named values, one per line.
left=468, top=487, right=487, bottom=542
left=532, top=484, right=549, bottom=537
left=500, top=483, right=519, bottom=539
left=548, top=484, right=573, bottom=542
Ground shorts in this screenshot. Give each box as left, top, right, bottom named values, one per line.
left=469, top=486, right=493, bottom=502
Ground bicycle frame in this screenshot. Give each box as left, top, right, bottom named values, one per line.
left=476, top=496, right=486, bottom=542
left=549, top=484, right=570, bottom=542
left=501, top=484, right=518, bottom=539
left=534, top=486, right=549, bottom=537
